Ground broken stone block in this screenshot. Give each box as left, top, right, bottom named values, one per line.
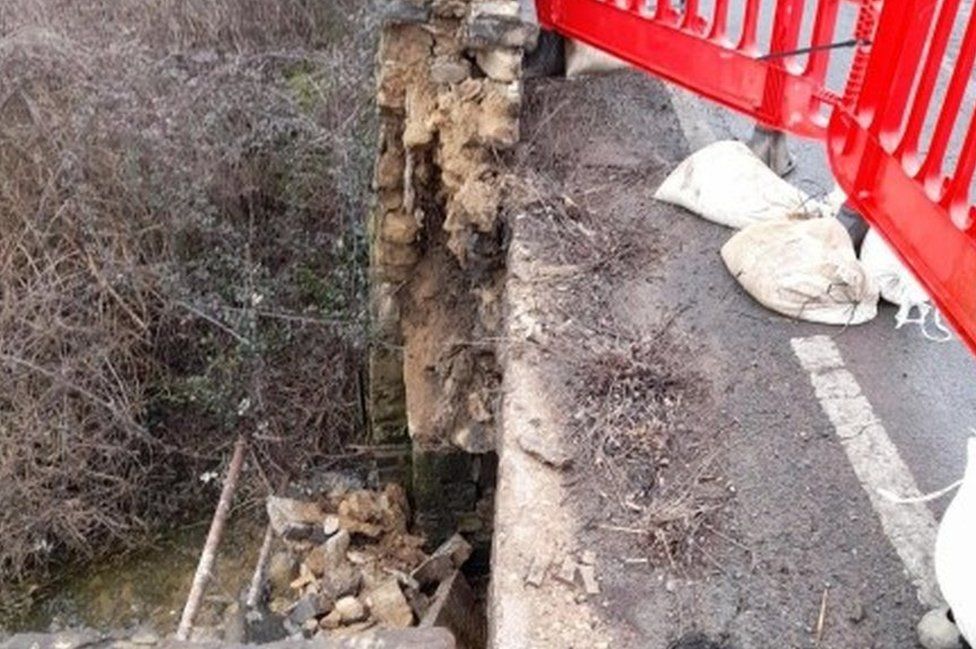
left=335, top=596, right=368, bottom=624
left=464, top=2, right=538, bottom=50
left=319, top=609, right=342, bottom=630
left=580, top=550, right=597, bottom=566
left=377, top=27, right=435, bottom=112
left=381, top=0, right=430, bottom=25
left=430, top=56, right=472, bottom=85
left=320, top=562, right=363, bottom=601
left=518, top=428, right=573, bottom=469
left=374, top=129, right=405, bottom=190
left=403, top=84, right=437, bottom=147
left=367, top=579, right=415, bottom=628
left=338, top=484, right=411, bottom=538
left=525, top=552, right=549, bottom=587
left=381, top=210, right=422, bottom=245
left=556, top=555, right=579, bottom=586
left=373, top=240, right=421, bottom=275
left=579, top=564, right=600, bottom=595
left=475, top=47, right=522, bottom=82
left=289, top=593, right=333, bottom=626
left=420, top=572, right=486, bottom=649
left=411, top=534, right=473, bottom=586
left=322, top=514, right=341, bottom=537
left=431, top=0, right=468, bottom=18
left=304, top=529, right=350, bottom=576
left=266, top=496, right=326, bottom=542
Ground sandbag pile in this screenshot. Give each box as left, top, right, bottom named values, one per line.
left=655, top=140, right=823, bottom=229
left=720, top=215, right=879, bottom=325
left=859, top=228, right=951, bottom=340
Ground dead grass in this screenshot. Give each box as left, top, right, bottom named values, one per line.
left=0, top=0, right=376, bottom=599
left=508, top=185, right=729, bottom=570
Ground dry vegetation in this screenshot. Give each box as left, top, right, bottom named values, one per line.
left=0, top=0, right=376, bottom=593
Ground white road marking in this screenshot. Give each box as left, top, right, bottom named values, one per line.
left=791, top=335, right=943, bottom=607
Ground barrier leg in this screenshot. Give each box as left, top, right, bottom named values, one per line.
left=525, top=30, right=566, bottom=78
left=748, top=124, right=796, bottom=176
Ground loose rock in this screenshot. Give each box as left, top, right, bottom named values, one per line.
left=475, top=48, right=522, bottom=82
left=518, top=428, right=573, bottom=469
left=289, top=593, right=333, bottom=626
left=322, top=514, right=341, bottom=537
left=411, top=534, right=472, bottom=586
left=305, top=529, right=351, bottom=576
left=579, top=564, right=600, bottom=595
left=367, top=579, right=415, bottom=628
left=267, top=496, right=326, bottom=542
left=556, top=555, right=578, bottom=586
left=319, top=609, right=342, bottom=630
left=335, top=596, right=368, bottom=624
left=525, top=553, right=549, bottom=587
left=320, top=562, right=363, bottom=600
left=430, top=57, right=471, bottom=85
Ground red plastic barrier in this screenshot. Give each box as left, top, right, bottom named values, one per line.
left=534, top=0, right=877, bottom=139
left=538, top=0, right=976, bottom=353
left=828, top=0, right=976, bottom=353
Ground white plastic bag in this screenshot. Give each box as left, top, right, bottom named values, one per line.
left=565, top=40, right=629, bottom=78
left=721, top=215, right=879, bottom=325
left=935, top=437, right=976, bottom=645
left=655, top=140, right=819, bottom=229
left=859, top=228, right=951, bottom=340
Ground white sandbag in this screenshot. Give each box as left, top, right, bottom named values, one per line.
left=565, top=40, right=629, bottom=78
left=721, top=215, right=879, bottom=325
left=860, top=228, right=951, bottom=340
left=655, top=140, right=819, bottom=229
left=935, top=437, right=976, bottom=645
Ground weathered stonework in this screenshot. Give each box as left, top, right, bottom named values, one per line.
left=367, top=0, right=525, bottom=543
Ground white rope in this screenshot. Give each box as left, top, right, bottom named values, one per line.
left=878, top=479, right=963, bottom=505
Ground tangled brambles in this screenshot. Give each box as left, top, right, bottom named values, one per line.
left=0, top=0, right=376, bottom=599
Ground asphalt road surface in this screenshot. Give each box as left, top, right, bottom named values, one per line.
left=676, top=0, right=976, bottom=521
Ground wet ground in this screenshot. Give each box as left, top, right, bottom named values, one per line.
left=10, top=517, right=265, bottom=635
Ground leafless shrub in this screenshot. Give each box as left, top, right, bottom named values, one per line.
left=0, top=0, right=375, bottom=595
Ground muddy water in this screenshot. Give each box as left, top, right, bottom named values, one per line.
left=15, top=517, right=265, bottom=633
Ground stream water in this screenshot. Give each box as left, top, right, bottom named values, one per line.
left=7, top=516, right=266, bottom=635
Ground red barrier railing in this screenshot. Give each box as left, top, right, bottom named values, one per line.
left=536, top=0, right=976, bottom=354
left=828, top=0, right=976, bottom=354
left=534, top=0, right=878, bottom=139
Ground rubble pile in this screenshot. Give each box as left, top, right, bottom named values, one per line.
left=263, top=485, right=477, bottom=641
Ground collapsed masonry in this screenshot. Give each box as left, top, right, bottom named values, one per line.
left=367, top=0, right=532, bottom=547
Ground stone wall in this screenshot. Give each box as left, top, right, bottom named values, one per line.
left=367, top=0, right=530, bottom=544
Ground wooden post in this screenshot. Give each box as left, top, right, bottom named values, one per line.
left=175, top=436, right=247, bottom=641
